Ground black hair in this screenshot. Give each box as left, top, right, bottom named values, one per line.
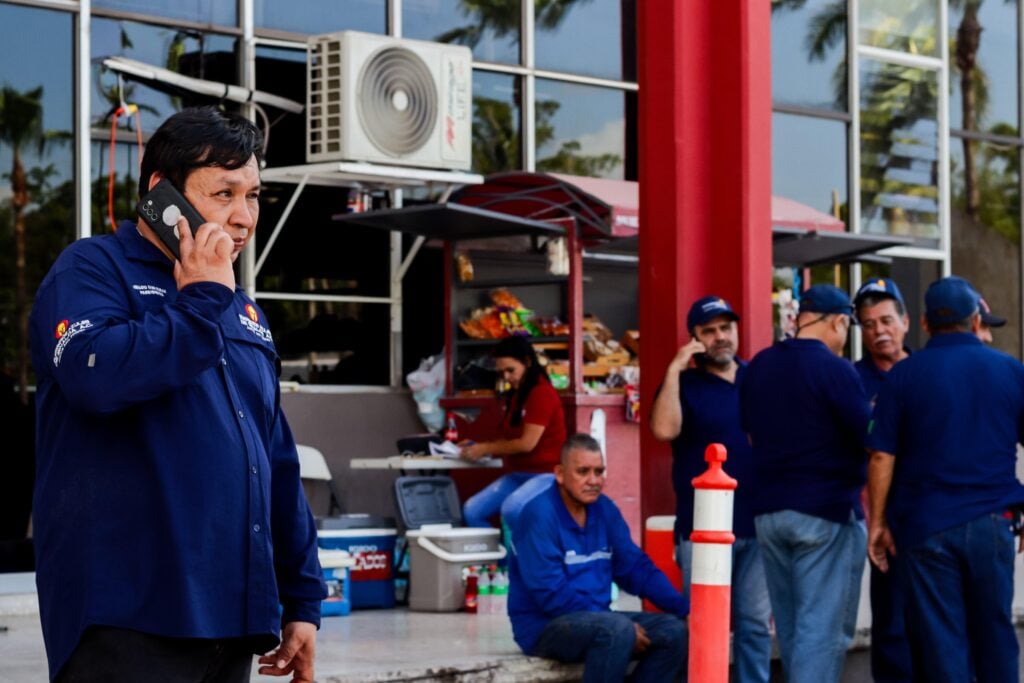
left=492, top=336, right=546, bottom=428
left=139, top=106, right=264, bottom=196
left=856, top=294, right=906, bottom=318
left=560, top=433, right=602, bottom=465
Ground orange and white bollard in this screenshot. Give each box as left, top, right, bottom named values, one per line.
left=688, top=443, right=737, bottom=683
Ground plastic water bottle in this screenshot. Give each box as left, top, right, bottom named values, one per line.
left=491, top=568, right=509, bottom=616
left=478, top=567, right=492, bottom=615
left=445, top=412, right=459, bottom=442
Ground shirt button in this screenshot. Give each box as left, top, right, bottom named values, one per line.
left=253, top=523, right=261, bottom=533
left=251, top=465, right=257, bottom=474
left=221, top=358, right=227, bottom=366
left=237, top=410, right=245, bottom=419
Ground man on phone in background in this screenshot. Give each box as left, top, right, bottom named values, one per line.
left=30, top=107, right=325, bottom=683
left=649, top=295, right=771, bottom=682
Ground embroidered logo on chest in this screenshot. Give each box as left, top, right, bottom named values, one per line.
left=238, top=308, right=273, bottom=343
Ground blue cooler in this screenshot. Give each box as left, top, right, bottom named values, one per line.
left=318, top=526, right=397, bottom=609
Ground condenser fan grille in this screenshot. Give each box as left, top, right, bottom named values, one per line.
left=357, top=47, right=437, bottom=156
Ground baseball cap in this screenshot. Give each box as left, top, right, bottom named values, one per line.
left=979, top=295, right=1007, bottom=327
left=799, top=285, right=854, bottom=316
left=854, top=278, right=905, bottom=309
left=687, top=295, right=740, bottom=332
left=924, top=276, right=980, bottom=326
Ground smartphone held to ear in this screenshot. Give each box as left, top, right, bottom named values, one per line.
left=136, top=180, right=206, bottom=260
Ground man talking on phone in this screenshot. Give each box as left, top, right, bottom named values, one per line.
left=649, top=295, right=772, bottom=682
left=29, top=107, right=325, bottom=683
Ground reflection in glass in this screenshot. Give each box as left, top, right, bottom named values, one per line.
left=772, top=112, right=848, bottom=217
left=951, top=139, right=1021, bottom=356
left=93, top=0, right=236, bottom=27
left=770, top=0, right=848, bottom=111
left=92, top=19, right=238, bottom=134
left=403, top=0, right=520, bottom=64
left=255, top=0, right=385, bottom=35
left=949, top=0, right=1019, bottom=132
left=535, top=0, right=634, bottom=81
left=535, top=79, right=626, bottom=179
left=858, top=0, right=937, bottom=55
left=859, top=59, right=939, bottom=243
left=255, top=47, right=308, bottom=168
left=0, top=3, right=75, bottom=408
left=472, top=71, right=521, bottom=174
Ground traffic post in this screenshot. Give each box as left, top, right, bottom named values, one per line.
left=688, top=443, right=737, bottom=683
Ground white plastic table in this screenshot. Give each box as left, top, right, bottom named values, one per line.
left=349, top=455, right=503, bottom=471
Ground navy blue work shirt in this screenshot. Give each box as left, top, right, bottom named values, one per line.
left=740, top=338, right=871, bottom=523
left=29, top=222, right=326, bottom=678
left=669, top=362, right=755, bottom=539
left=855, top=348, right=911, bottom=404
left=866, top=332, right=1024, bottom=549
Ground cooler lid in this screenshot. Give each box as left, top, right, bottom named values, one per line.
left=316, top=513, right=396, bottom=531
left=406, top=526, right=500, bottom=539
left=394, top=475, right=463, bottom=529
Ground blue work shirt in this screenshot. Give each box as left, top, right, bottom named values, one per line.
left=740, top=338, right=871, bottom=523
left=855, top=348, right=911, bottom=404
left=866, top=332, right=1024, bottom=549
left=669, top=362, right=755, bottom=539
left=508, top=482, right=688, bottom=654
left=29, top=222, right=326, bottom=679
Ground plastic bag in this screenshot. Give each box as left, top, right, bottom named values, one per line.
left=407, top=354, right=446, bottom=432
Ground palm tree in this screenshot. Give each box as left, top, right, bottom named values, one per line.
left=0, top=85, right=62, bottom=404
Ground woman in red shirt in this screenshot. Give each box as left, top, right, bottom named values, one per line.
left=460, top=336, right=567, bottom=527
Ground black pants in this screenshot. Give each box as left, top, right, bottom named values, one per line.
left=56, top=626, right=254, bottom=683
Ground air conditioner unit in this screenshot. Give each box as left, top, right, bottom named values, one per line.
left=306, top=31, right=473, bottom=170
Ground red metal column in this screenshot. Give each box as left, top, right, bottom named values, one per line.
left=637, top=1, right=773, bottom=520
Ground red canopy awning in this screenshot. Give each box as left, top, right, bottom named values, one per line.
left=452, top=171, right=845, bottom=237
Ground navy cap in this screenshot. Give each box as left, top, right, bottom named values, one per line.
left=687, top=295, right=740, bottom=332
left=979, top=296, right=1007, bottom=327
left=854, top=278, right=905, bottom=309
left=925, top=276, right=980, bottom=326
left=799, top=285, right=854, bottom=316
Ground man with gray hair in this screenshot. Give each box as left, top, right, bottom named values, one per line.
left=507, top=433, right=689, bottom=682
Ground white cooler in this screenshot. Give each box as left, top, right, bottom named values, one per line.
left=406, top=524, right=506, bottom=612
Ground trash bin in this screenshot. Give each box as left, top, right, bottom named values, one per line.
left=405, top=524, right=506, bottom=612
left=642, top=515, right=681, bottom=612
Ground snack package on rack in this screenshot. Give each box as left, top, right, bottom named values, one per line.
left=455, top=252, right=475, bottom=283
left=489, top=288, right=524, bottom=309
left=624, top=384, right=641, bottom=423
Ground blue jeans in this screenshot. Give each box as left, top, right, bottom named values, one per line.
left=754, top=510, right=866, bottom=683
left=531, top=610, right=688, bottom=683
left=901, top=512, right=1018, bottom=683
left=869, top=559, right=913, bottom=683
left=676, top=536, right=772, bottom=683
left=462, top=472, right=536, bottom=528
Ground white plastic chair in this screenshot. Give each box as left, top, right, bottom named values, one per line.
left=297, top=444, right=343, bottom=516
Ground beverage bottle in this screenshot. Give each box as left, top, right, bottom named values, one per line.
left=445, top=412, right=459, bottom=442
left=491, top=568, right=509, bottom=616
left=477, top=567, right=492, bottom=615
left=463, top=566, right=479, bottom=613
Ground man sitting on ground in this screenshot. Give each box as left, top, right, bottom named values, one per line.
left=508, top=433, right=689, bottom=682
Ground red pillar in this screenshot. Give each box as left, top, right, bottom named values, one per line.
left=637, top=1, right=773, bottom=520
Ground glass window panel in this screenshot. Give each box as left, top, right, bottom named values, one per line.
left=91, top=19, right=238, bottom=135
left=472, top=71, right=520, bottom=174
left=402, top=0, right=520, bottom=64
left=949, top=0, right=1019, bottom=134
left=0, top=5, right=75, bottom=562
left=859, top=59, right=939, bottom=245
left=772, top=112, right=848, bottom=219
left=93, top=0, right=235, bottom=28
left=771, top=0, right=848, bottom=111
left=858, top=0, right=938, bottom=55
left=535, top=0, right=635, bottom=81
left=951, top=138, right=1021, bottom=357
left=255, top=46, right=309, bottom=168
left=254, top=0, right=385, bottom=35
left=535, top=79, right=626, bottom=179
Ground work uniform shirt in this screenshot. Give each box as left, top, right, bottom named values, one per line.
left=508, top=482, right=688, bottom=654
left=30, top=222, right=326, bottom=678
left=855, top=348, right=910, bottom=404
left=669, top=361, right=755, bottom=539
left=497, top=378, right=567, bottom=472
left=740, top=338, right=871, bottom=522
left=866, top=332, right=1024, bottom=549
